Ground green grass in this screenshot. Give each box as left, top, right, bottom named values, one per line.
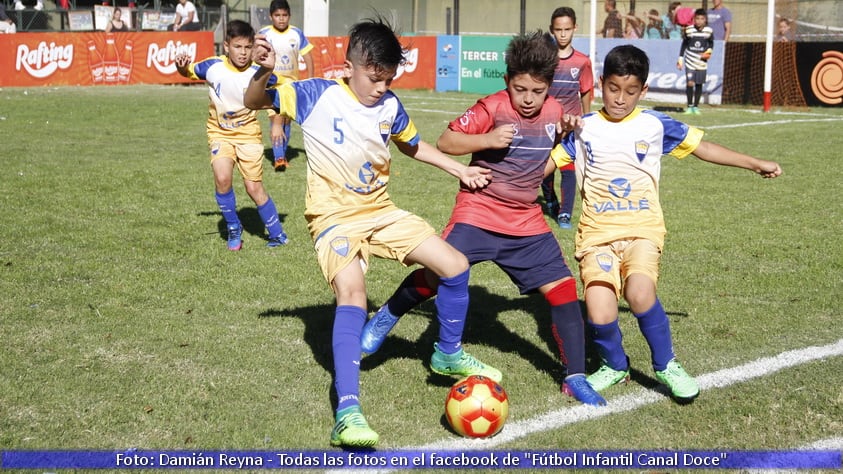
left=1, top=85, right=841, bottom=457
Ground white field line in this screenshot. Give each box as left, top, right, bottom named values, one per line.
left=327, top=339, right=843, bottom=474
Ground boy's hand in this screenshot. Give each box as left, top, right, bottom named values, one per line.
left=757, top=160, right=782, bottom=179
left=252, top=35, right=276, bottom=69
left=486, top=124, right=515, bottom=149
left=701, top=49, right=712, bottom=61
left=174, top=52, right=191, bottom=68
left=558, top=114, right=583, bottom=135
left=460, top=166, right=492, bottom=190
left=270, top=118, right=287, bottom=147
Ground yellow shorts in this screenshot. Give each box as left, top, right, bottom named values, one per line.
left=209, top=140, right=265, bottom=182
left=312, top=208, right=435, bottom=284
left=576, top=238, right=661, bottom=298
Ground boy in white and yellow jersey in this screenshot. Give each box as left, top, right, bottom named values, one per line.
left=551, top=45, right=781, bottom=401
left=176, top=20, right=288, bottom=251
left=245, top=16, right=498, bottom=448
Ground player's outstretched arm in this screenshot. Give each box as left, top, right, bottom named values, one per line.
left=693, top=140, right=782, bottom=179
left=395, top=140, right=491, bottom=190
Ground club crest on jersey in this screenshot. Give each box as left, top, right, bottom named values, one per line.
left=545, top=123, right=556, bottom=141
left=331, top=236, right=350, bottom=257
left=596, top=252, right=614, bottom=272
left=571, top=67, right=580, bottom=79
left=635, top=140, right=649, bottom=162
left=379, top=120, right=391, bottom=144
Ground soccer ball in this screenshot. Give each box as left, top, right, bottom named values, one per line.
left=444, top=375, right=509, bottom=438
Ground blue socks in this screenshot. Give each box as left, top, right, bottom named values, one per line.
left=588, top=319, right=629, bottom=371
left=257, top=198, right=284, bottom=240
left=332, top=305, right=366, bottom=413
left=434, top=269, right=469, bottom=354
left=272, top=121, right=291, bottom=159
left=215, top=189, right=239, bottom=227
left=634, top=298, right=675, bottom=371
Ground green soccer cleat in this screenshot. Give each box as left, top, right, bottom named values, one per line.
left=586, top=364, right=630, bottom=392
left=655, top=359, right=699, bottom=400
left=430, top=343, right=502, bottom=382
left=330, top=406, right=379, bottom=448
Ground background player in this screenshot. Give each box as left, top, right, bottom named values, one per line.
left=258, top=0, right=314, bottom=170
left=551, top=44, right=781, bottom=401
left=677, top=9, right=714, bottom=115
left=245, top=16, right=499, bottom=447
left=540, top=6, right=593, bottom=229
left=359, top=31, right=606, bottom=407
left=175, top=20, right=288, bottom=251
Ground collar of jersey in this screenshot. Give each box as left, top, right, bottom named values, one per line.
left=597, top=106, right=643, bottom=123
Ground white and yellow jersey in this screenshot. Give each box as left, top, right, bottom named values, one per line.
left=267, top=78, right=419, bottom=232
left=186, top=56, right=276, bottom=142
left=258, top=24, right=313, bottom=82
left=552, top=107, right=704, bottom=251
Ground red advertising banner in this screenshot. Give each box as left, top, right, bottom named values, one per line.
left=0, top=31, right=215, bottom=87
left=0, top=33, right=435, bottom=89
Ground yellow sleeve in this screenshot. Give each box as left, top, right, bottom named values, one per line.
left=550, top=143, right=573, bottom=168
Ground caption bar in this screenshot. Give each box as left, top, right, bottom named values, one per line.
left=2, top=450, right=841, bottom=469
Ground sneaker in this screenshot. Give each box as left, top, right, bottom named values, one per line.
left=430, top=342, right=502, bottom=382
left=14, top=1, right=23, bottom=9
left=274, top=158, right=288, bottom=171
left=330, top=406, right=379, bottom=448
left=226, top=224, right=242, bottom=251
left=557, top=213, right=572, bottom=229
left=683, top=107, right=694, bottom=115
left=655, top=359, right=699, bottom=399
left=586, top=364, right=630, bottom=392
left=360, top=306, right=398, bottom=354
left=266, top=233, right=288, bottom=247
left=561, top=374, right=607, bottom=406
left=691, top=106, right=701, bottom=115
left=34, top=0, right=43, bottom=9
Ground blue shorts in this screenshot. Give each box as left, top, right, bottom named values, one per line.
left=444, top=223, right=573, bottom=294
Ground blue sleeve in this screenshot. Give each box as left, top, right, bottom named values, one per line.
left=288, top=78, right=337, bottom=124
left=191, top=56, right=222, bottom=80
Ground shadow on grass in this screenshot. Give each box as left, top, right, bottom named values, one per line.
left=196, top=208, right=289, bottom=244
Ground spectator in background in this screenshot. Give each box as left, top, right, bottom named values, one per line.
left=662, top=2, right=683, bottom=39
left=169, top=0, right=201, bottom=31
left=0, top=3, right=16, bottom=33
left=105, top=8, right=129, bottom=32
left=601, top=0, right=623, bottom=38
left=14, top=0, right=43, bottom=10
left=706, top=0, right=731, bottom=41
left=776, top=17, right=795, bottom=42
left=645, top=9, right=665, bottom=39
left=623, top=10, right=644, bottom=39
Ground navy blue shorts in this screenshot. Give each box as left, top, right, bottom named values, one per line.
left=444, top=223, right=573, bottom=294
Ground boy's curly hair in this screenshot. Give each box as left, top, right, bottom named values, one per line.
left=505, top=30, right=557, bottom=85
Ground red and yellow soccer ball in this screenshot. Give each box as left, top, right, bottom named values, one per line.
left=444, top=375, right=509, bottom=438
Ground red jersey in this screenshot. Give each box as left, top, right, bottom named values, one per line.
left=445, top=90, right=561, bottom=237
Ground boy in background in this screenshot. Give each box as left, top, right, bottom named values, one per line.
left=245, top=16, right=500, bottom=447
left=551, top=44, right=781, bottom=401
left=359, top=31, right=606, bottom=407
left=541, top=6, right=592, bottom=229
left=175, top=20, right=288, bottom=250
left=677, top=9, right=714, bottom=114
left=259, top=0, right=314, bottom=171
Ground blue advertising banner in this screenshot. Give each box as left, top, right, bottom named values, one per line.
left=2, top=449, right=841, bottom=469
left=435, top=35, right=460, bottom=92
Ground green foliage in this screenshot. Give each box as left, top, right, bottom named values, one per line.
left=0, top=86, right=841, bottom=451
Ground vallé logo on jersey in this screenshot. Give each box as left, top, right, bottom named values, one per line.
left=146, top=39, right=197, bottom=74
left=16, top=41, right=74, bottom=78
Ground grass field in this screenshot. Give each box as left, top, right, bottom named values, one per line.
left=1, top=85, right=841, bottom=465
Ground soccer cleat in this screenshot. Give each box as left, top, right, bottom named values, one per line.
left=330, top=406, right=379, bottom=448
left=266, top=233, right=289, bottom=247
left=360, top=306, right=399, bottom=354
left=557, top=213, right=572, bottom=229
left=586, top=364, right=630, bottom=392
left=274, top=158, right=288, bottom=171
left=430, top=342, right=502, bottom=382
left=561, top=374, right=607, bottom=406
left=226, top=224, right=243, bottom=251
left=655, top=359, right=699, bottom=399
